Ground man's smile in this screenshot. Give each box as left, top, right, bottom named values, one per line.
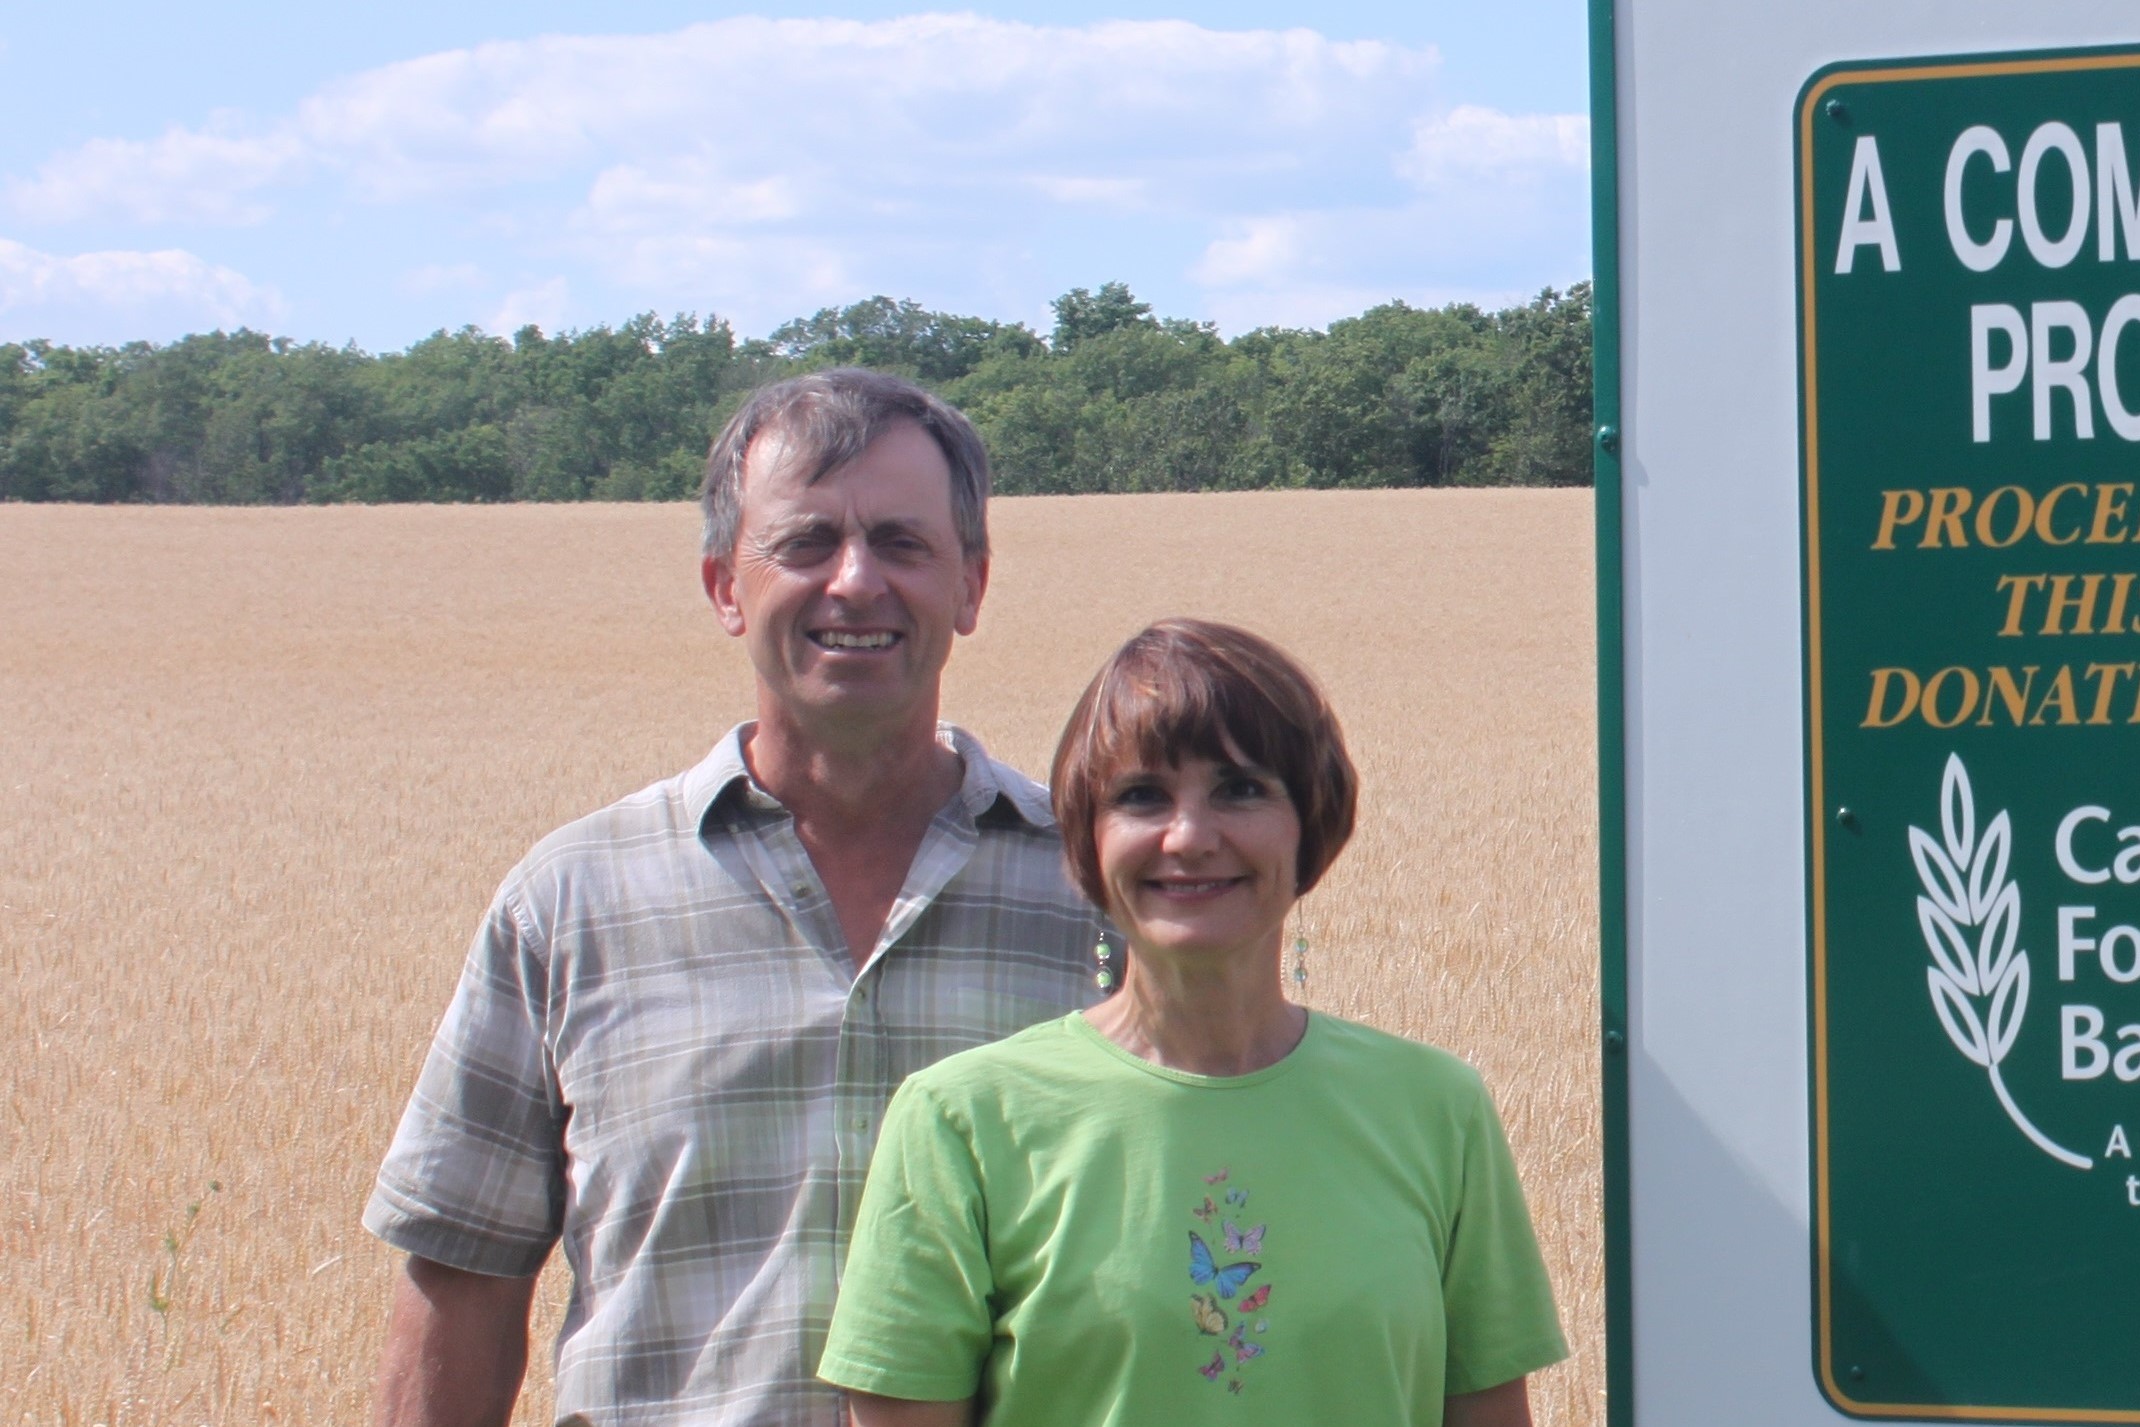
left=810, top=629, right=903, bottom=651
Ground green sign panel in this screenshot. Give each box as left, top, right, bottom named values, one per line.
left=1800, top=47, right=2140, bottom=1422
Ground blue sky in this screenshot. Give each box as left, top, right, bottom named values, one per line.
left=0, top=0, right=1590, bottom=350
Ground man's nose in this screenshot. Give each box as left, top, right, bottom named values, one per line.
left=825, top=536, right=888, bottom=601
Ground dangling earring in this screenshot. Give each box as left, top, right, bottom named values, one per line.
left=1290, top=913, right=1309, bottom=992
left=1095, top=935, right=1119, bottom=992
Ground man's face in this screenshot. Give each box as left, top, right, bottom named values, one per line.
left=704, top=420, right=988, bottom=735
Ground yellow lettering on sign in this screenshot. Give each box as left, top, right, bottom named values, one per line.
left=2088, top=483, right=2136, bottom=543
left=1925, top=487, right=1973, bottom=547
left=1863, top=668, right=1921, bottom=728
left=2032, top=665, right=2082, bottom=725
left=1978, top=665, right=2041, bottom=726
left=1873, top=489, right=1927, bottom=549
left=1998, top=574, right=2048, bottom=635
left=2042, top=574, right=2108, bottom=635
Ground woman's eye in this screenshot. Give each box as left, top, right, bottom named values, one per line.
left=1111, top=783, right=1167, bottom=808
left=1219, top=775, right=1272, bottom=800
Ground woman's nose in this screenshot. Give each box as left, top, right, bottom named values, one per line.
left=1161, top=796, right=1220, bottom=854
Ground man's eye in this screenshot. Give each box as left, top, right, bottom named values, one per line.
left=776, top=534, right=836, bottom=560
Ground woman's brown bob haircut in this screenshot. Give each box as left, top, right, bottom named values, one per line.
left=1051, top=618, right=1358, bottom=910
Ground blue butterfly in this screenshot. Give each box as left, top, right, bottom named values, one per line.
left=1189, top=1231, right=1261, bottom=1299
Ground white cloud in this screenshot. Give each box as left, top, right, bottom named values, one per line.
left=1181, top=104, right=1591, bottom=322
left=1199, top=281, right=1540, bottom=337
left=7, top=121, right=302, bottom=225
left=488, top=277, right=570, bottom=337
left=1, top=18, right=1591, bottom=337
left=1025, top=176, right=1149, bottom=209
left=11, top=18, right=1435, bottom=220
left=1192, top=216, right=1306, bottom=288
left=580, top=162, right=804, bottom=232
left=588, top=233, right=855, bottom=312
left=0, top=238, right=280, bottom=333
left=399, top=262, right=488, bottom=297
left=1399, top=105, right=1589, bottom=185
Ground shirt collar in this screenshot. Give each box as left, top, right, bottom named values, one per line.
left=685, top=721, right=1055, bottom=831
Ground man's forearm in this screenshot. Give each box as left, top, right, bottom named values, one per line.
left=373, top=1254, right=539, bottom=1427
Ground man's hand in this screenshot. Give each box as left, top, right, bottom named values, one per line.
left=372, top=1254, right=539, bottom=1427
left=1446, top=1376, right=1535, bottom=1427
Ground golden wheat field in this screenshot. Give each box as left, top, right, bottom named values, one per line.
left=0, top=490, right=1599, bottom=1427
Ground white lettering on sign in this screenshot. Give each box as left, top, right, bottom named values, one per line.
left=2098, top=123, right=2140, bottom=261
left=2109, top=1124, right=2134, bottom=1159
left=2056, top=908, right=2140, bottom=983
left=1837, top=135, right=1901, bottom=273
left=2059, top=1004, right=2140, bottom=1081
left=2019, top=122, right=2090, bottom=268
left=1971, top=304, right=2028, bottom=440
left=2061, top=904, right=2100, bottom=979
left=2032, top=300, right=2095, bottom=439
left=1946, top=125, right=2014, bottom=272
left=1971, top=304, right=2029, bottom=441
left=2100, top=295, right=2140, bottom=440
left=1967, top=298, right=2140, bottom=442
left=2056, top=804, right=2140, bottom=884
left=1943, top=121, right=2139, bottom=271
left=2065, top=1004, right=2111, bottom=1078
left=1846, top=121, right=2140, bottom=444
left=2059, top=808, right=2113, bottom=883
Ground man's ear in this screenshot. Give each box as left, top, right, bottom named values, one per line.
left=704, top=554, right=747, bottom=637
left=955, top=553, right=990, bottom=637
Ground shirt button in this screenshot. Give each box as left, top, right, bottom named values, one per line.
left=851, top=1114, right=870, bottom=1132
left=791, top=881, right=809, bottom=897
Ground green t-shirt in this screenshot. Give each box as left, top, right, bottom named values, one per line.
left=819, top=1011, right=1567, bottom=1425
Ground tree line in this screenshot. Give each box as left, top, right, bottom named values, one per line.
left=0, top=281, right=1593, bottom=504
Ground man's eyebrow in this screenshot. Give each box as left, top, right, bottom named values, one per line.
left=863, top=516, right=931, bottom=539
left=759, top=514, right=839, bottom=539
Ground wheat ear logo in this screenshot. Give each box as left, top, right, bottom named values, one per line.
left=1912, top=754, right=2091, bottom=1171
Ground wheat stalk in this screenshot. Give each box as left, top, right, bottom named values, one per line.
left=1912, top=754, right=2090, bottom=1170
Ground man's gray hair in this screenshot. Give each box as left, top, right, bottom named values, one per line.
left=701, top=368, right=992, bottom=561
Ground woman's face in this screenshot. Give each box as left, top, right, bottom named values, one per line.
left=1093, top=747, right=1302, bottom=965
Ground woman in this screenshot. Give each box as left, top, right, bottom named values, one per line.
left=819, top=619, right=1565, bottom=1426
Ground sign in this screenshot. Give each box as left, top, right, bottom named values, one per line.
left=1799, top=47, right=2140, bottom=1420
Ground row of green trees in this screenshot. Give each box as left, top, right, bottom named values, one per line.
left=0, top=282, right=1593, bottom=504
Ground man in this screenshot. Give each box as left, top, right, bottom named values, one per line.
left=366, top=369, right=1104, bottom=1426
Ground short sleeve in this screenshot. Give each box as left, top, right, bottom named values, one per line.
left=818, top=1079, right=995, bottom=1402
left=362, top=888, right=565, bottom=1277
left=1440, top=1081, right=1570, bottom=1395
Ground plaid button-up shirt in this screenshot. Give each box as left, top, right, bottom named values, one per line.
left=365, top=724, right=1103, bottom=1426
